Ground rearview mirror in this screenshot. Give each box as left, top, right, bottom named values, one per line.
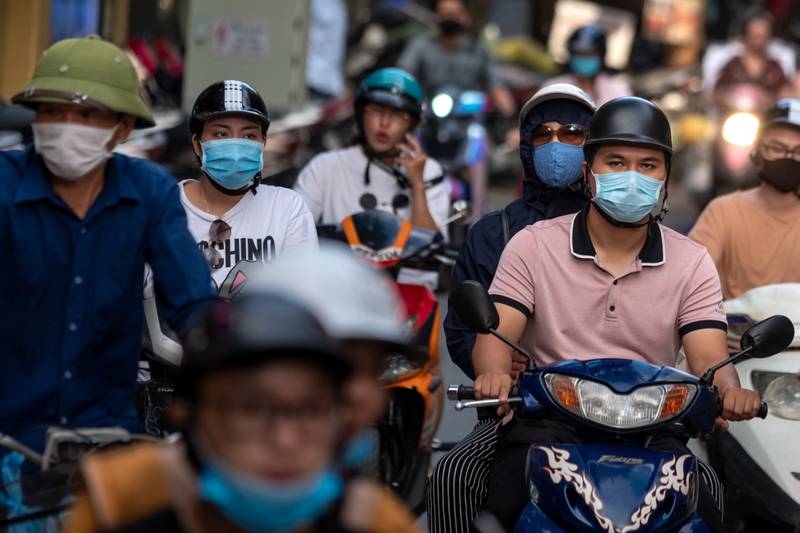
left=449, top=280, right=499, bottom=334
left=740, top=315, right=795, bottom=358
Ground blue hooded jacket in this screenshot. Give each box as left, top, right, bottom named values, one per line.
left=444, top=98, right=593, bottom=378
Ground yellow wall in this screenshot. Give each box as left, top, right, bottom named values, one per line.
left=0, top=0, right=51, bottom=99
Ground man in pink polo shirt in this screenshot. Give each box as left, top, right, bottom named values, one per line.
left=472, top=97, right=762, bottom=531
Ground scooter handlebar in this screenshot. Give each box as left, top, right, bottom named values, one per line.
left=447, top=384, right=474, bottom=401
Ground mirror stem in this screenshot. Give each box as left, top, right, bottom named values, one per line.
left=488, top=328, right=537, bottom=371
left=700, top=345, right=752, bottom=385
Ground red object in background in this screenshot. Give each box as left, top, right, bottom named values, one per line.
left=128, top=38, right=159, bottom=76
left=766, top=0, right=792, bottom=19
left=154, top=37, right=184, bottom=78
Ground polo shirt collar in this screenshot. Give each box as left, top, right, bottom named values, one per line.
left=14, top=150, right=141, bottom=206
left=570, top=206, right=665, bottom=266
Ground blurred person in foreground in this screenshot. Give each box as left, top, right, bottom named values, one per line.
left=64, top=290, right=421, bottom=533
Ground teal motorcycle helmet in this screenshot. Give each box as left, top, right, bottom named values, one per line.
left=354, top=67, right=425, bottom=132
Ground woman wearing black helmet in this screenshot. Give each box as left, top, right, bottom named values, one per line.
left=182, top=80, right=317, bottom=291
left=544, top=24, right=632, bottom=106
left=65, top=292, right=422, bottom=533
left=473, top=97, right=760, bottom=532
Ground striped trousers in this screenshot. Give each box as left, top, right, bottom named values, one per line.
left=427, top=419, right=724, bottom=533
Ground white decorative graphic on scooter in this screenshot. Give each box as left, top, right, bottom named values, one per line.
left=538, top=445, right=616, bottom=533
left=621, top=454, right=693, bottom=533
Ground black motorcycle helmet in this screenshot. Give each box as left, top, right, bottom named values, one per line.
left=177, top=292, right=352, bottom=401
left=584, top=97, right=673, bottom=225
left=568, top=25, right=607, bottom=60
left=584, top=96, right=673, bottom=164
left=189, top=80, right=271, bottom=139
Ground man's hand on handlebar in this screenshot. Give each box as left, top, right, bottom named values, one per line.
left=474, top=372, right=514, bottom=417
left=715, top=386, right=763, bottom=430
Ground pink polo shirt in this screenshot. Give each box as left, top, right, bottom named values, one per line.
left=489, top=208, right=726, bottom=367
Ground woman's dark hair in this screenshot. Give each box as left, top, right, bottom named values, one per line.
left=738, top=6, right=774, bottom=37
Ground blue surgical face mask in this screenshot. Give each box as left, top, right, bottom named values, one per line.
left=199, top=454, right=344, bottom=533
left=570, top=56, right=602, bottom=78
left=201, top=138, right=264, bottom=192
left=533, top=142, right=585, bottom=188
left=593, top=170, right=664, bottom=223
left=338, top=430, right=377, bottom=470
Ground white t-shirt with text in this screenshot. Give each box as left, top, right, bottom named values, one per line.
left=180, top=180, right=318, bottom=291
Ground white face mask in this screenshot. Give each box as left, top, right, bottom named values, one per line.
left=32, top=122, right=119, bottom=180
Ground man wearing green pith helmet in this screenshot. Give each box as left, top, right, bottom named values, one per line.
left=0, top=36, right=215, bottom=454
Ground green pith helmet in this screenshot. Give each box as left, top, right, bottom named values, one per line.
left=12, top=35, right=155, bottom=128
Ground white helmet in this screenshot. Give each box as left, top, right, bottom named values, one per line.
left=518, top=83, right=596, bottom=127
left=247, top=243, right=410, bottom=345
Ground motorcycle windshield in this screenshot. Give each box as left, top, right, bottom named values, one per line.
left=347, top=210, right=406, bottom=251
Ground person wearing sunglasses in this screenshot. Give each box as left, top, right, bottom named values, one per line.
left=181, top=80, right=318, bottom=290
left=474, top=97, right=758, bottom=532
left=0, top=36, right=215, bottom=456
left=65, top=291, right=421, bottom=533
left=428, top=84, right=596, bottom=533
left=689, top=98, right=800, bottom=300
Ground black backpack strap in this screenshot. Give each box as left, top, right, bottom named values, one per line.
left=500, top=207, right=510, bottom=246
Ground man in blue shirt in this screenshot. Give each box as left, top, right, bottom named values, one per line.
left=0, top=36, right=214, bottom=453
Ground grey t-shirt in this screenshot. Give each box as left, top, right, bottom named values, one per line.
left=398, top=35, right=499, bottom=94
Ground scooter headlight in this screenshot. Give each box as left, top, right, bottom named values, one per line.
left=431, top=94, right=454, bottom=118
left=752, top=371, right=800, bottom=420
left=380, top=352, right=425, bottom=383
left=544, top=374, right=697, bottom=429
left=721, top=112, right=760, bottom=146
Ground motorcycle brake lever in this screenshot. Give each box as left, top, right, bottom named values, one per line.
left=455, top=397, right=522, bottom=411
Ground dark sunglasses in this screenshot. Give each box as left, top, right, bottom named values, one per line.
left=531, top=124, right=586, bottom=147
left=203, top=219, right=232, bottom=270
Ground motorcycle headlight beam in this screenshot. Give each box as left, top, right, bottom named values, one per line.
left=544, top=374, right=697, bottom=429
left=431, top=94, right=454, bottom=118
left=721, top=112, right=760, bottom=146
left=752, top=371, right=800, bottom=420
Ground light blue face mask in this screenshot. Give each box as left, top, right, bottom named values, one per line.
left=593, top=170, right=664, bottom=223
left=533, top=142, right=585, bottom=188
left=201, top=138, right=264, bottom=192
left=339, top=430, right=378, bottom=470
left=570, top=55, right=602, bottom=78
left=199, top=455, right=343, bottom=533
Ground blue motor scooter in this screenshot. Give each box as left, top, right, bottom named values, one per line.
left=449, top=281, right=795, bottom=533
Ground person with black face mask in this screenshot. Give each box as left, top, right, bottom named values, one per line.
left=690, top=98, right=800, bottom=299
left=397, top=0, right=515, bottom=119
